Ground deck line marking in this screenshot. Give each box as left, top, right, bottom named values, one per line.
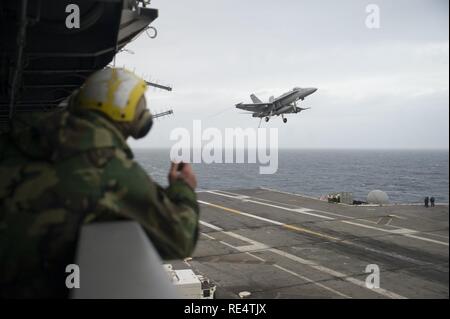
left=404, top=234, right=449, bottom=246
left=416, top=232, right=449, bottom=240
left=258, top=187, right=323, bottom=201
left=269, top=248, right=406, bottom=299
left=343, top=221, right=448, bottom=246
left=199, top=200, right=338, bottom=241
left=200, top=220, right=406, bottom=299
left=200, top=203, right=436, bottom=265
left=341, top=240, right=431, bottom=265
left=219, top=241, right=235, bottom=248
left=199, top=200, right=283, bottom=226
left=218, top=234, right=270, bottom=252
left=207, top=191, right=335, bottom=220
left=388, top=225, right=450, bottom=239
left=199, top=220, right=224, bottom=231
left=272, top=264, right=352, bottom=299
left=222, top=231, right=270, bottom=247
left=201, top=232, right=216, bottom=240
left=246, top=200, right=335, bottom=220
left=342, top=220, right=412, bottom=234
left=245, top=252, right=267, bottom=262
left=207, top=190, right=378, bottom=220
left=204, top=192, right=449, bottom=246
left=235, top=244, right=270, bottom=252
left=283, top=224, right=340, bottom=241
left=244, top=252, right=351, bottom=298
left=213, top=190, right=392, bottom=222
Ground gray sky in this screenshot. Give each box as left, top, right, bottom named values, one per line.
left=116, top=0, right=449, bottom=150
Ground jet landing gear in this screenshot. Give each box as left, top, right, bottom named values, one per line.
left=265, top=117, right=270, bottom=122
left=282, top=115, right=287, bottom=123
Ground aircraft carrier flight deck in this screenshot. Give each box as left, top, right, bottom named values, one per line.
left=180, top=188, right=449, bottom=299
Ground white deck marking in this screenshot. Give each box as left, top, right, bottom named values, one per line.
left=217, top=234, right=270, bottom=252
left=213, top=190, right=369, bottom=219
left=200, top=200, right=437, bottom=265
left=417, top=232, right=449, bottom=240
left=268, top=248, right=406, bottom=299
left=234, top=243, right=270, bottom=252
left=245, top=252, right=266, bottom=262
left=204, top=191, right=449, bottom=246
left=199, top=200, right=339, bottom=241
left=207, top=191, right=335, bottom=220
left=389, top=228, right=418, bottom=235
left=199, top=200, right=284, bottom=226
left=343, top=221, right=448, bottom=246
left=245, top=200, right=335, bottom=220
left=201, top=232, right=216, bottom=240
left=222, top=232, right=271, bottom=251
left=272, top=264, right=352, bottom=298
left=404, top=234, right=449, bottom=246
left=244, top=252, right=351, bottom=298
left=200, top=220, right=224, bottom=231
left=200, top=220, right=406, bottom=299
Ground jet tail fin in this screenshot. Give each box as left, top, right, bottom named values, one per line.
left=250, top=94, right=263, bottom=104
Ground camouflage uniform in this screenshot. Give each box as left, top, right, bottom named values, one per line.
left=0, top=110, right=199, bottom=298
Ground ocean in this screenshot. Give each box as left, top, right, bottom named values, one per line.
left=135, top=149, right=449, bottom=204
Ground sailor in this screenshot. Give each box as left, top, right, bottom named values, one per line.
left=424, top=196, right=430, bottom=208
left=0, top=68, right=199, bottom=298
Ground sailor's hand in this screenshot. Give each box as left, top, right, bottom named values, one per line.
left=168, top=162, right=198, bottom=190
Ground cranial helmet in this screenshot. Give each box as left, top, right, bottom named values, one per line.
left=72, top=67, right=153, bottom=139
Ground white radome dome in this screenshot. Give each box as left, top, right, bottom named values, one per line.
left=367, top=190, right=390, bottom=205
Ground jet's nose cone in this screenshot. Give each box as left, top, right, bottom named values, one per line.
left=304, top=88, right=317, bottom=95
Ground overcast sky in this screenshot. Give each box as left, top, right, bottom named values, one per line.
left=116, top=0, right=449, bottom=150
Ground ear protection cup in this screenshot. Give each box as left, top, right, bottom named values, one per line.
left=130, top=109, right=153, bottom=139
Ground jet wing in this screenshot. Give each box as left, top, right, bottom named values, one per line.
left=272, top=90, right=298, bottom=104
left=236, top=103, right=272, bottom=112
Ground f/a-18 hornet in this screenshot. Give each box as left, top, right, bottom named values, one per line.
left=236, top=87, right=318, bottom=124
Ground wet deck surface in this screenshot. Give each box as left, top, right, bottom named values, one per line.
left=185, top=188, right=449, bottom=299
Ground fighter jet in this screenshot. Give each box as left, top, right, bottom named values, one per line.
left=236, top=87, right=317, bottom=124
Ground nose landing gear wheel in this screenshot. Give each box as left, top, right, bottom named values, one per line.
left=265, top=117, right=270, bottom=122
left=283, top=118, right=288, bottom=123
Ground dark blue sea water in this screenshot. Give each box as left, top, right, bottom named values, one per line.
left=135, top=149, right=449, bottom=204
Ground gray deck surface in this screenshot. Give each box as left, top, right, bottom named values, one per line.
left=183, top=188, right=449, bottom=299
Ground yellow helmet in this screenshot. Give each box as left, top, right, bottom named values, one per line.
left=75, top=68, right=148, bottom=122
